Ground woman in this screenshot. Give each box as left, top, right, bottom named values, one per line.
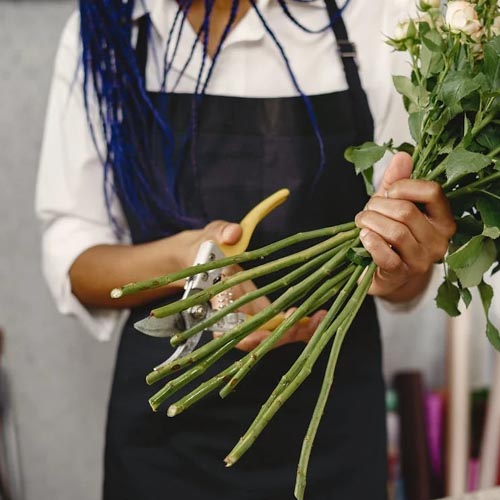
left=36, top=1, right=456, bottom=499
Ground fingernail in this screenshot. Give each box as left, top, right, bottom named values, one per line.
left=360, top=228, right=370, bottom=240
left=222, top=224, right=236, bottom=241
left=384, top=189, right=390, bottom=199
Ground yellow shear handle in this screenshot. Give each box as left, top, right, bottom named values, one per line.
left=219, top=188, right=311, bottom=330
left=219, top=188, right=290, bottom=257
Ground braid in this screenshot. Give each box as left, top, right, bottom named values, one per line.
left=277, top=0, right=351, bottom=34
left=79, top=0, right=349, bottom=238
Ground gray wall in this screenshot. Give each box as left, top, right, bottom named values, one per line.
left=0, top=2, right=494, bottom=500
left=0, top=3, right=118, bottom=500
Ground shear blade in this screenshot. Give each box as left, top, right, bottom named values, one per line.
left=134, top=314, right=185, bottom=338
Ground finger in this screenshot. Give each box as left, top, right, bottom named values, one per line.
left=364, top=196, right=435, bottom=245
left=206, top=220, right=242, bottom=245
left=277, top=309, right=327, bottom=345
left=235, top=330, right=270, bottom=352
left=376, top=152, right=413, bottom=196
left=235, top=309, right=327, bottom=351
left=386, top=180, right=456, bottom=236
left=359, top=228, right=408, bottom=277
left=356, top=211, right=425, bottom=272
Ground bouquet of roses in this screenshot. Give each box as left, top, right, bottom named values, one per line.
left=112, top=1, right=500, bottom=498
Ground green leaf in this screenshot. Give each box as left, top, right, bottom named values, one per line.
left=483, top=226, right=500, bottom=239
left=344, top=142, right=390, bottom=174
left=362, top=167, right=375, bottom=196
left=475, top=126, right=500, bottom=152
left=409, top=111, right=425, bottom=142
left=393, top=75, right=430, bottom=110
left=441, top=71, right=482, bottom=107
left=448, top=235, right=485, bottom=269
left=460, top=287, right=472, bottom=308
left=435, top=279, right=461, bottom=316
left=483, top=36, right=500, bottom=90
left=463, top=116, right=473, bottom=148
left=347, top=247, right=372, bottom=266
left=478, top=280, right=500, bottom=352
left=394, top=142, right=415, bottom=156
left=344, top=142, right=387, bottom=196
left=455, top=43, right=469, bottom=71
left=421, top=29, right=444, bottom=53
left=441, top=137, right=457, bottom=155
left=427, top=106, right=460, bottom=136
left=477, top=195, right=500, bottom=238
left=447, top=235, right=497, bottom=288
left=420, top=41, right=444, bottom=77
left=442, top=148, right=492, bottom=184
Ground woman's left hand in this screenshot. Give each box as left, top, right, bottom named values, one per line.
left=354, top=152, right=456, bottom=303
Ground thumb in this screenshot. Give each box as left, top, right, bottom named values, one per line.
left=208, top=221, right=242, bottom=246
left=376, top=152, right=413, bottom=196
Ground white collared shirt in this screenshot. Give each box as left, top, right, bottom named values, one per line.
left=36, top=0, right=414, bottom=341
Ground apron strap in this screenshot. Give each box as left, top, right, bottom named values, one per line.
left=326, top=0, right=374, bottom=143
left=325, top=0, right=363, bottom=92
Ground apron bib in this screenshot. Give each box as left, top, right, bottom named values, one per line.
left=104, top=3, right=387, bottom=499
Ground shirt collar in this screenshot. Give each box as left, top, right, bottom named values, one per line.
left=132, top=0, right=270, bottom=43
left=132, top=0, right=327, bottom=40
left=131, top=0, right=325, bottom=83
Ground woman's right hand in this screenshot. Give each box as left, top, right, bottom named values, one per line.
left=70, top=220, right=242, bottom=309
left=170, top=220, right=243, bottom=269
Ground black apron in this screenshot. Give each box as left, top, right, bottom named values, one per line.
left=104, top=3, right=387, bottom=499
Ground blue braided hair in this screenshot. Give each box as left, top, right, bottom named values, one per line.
left=78, top=0, right=351, bottom=239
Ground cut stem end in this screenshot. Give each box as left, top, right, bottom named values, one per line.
left=110, top=288, right=123, bottom=299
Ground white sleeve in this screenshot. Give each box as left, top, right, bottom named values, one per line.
left=35, top=11, right=130, bottom=342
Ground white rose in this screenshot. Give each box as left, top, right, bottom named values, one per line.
left=445, top=1, right=483, bottom=38
left=492, top=16, right=500, bottom=37
left=420, top=0, right=441, bottom=10
left=394, top=19, right=412, bottom=40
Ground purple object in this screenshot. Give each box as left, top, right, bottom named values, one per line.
left=425, top=392, right=444, bottom=480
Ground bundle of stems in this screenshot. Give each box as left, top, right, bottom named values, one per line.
left=111, top=2, right=500, bottom=498
left=114, top=225, right=375, bottom=499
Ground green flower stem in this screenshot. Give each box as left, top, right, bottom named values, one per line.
left=148, top=339, right=240, bottom=411
left=224, top=264, right=374, bottom=467
left=470, top=109, right=496, bottom=138
left=151, top=229, right=359, bottom=319
left=413, top=120, right=443, bottom=178
left=219, top=263, right=357, bottom=398
left=248, top=264, right=366, bottom=426
left=424, top=149, right=452, bottom=182
left=146, top=281, right=307, bottom=386
left=488, top=144, right=500, bottom=159
left=167, top=364, right=239, bottom=417
left=145, top=242, right=356, bottom=385
left=424, top=110, right=498, bottom=183
left=149, top=263, right=353, bottom=409
left=446, top=171, right=500, bottom=199
left=294, top=264, right=375, bottom=500
left=111, top=223, right=357, bottom=298
left=165, top=270, right=352, bottom=414
left=170, top=244, right=343, bottom=347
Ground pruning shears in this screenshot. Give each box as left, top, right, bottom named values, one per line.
left=134, top=189, right=291, bottom=371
